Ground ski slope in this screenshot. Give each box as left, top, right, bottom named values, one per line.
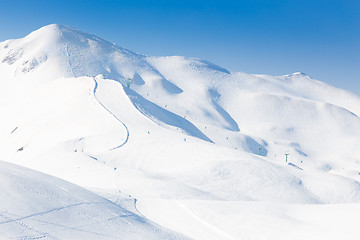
left=0, top=160, right=187, bottom=240
left=1, top=24, right=360, bottom=239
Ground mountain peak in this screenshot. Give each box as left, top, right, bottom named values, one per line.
left=31, top=24, right=84, bottom=35
left=292, top=72, right=308, bottom=76
left=282, top=72, right=310, bottom=79
left=25, top=24, right=68, bottom=41
left=290, top=72, right=309, bottom=77
left=24, top=24, right=99, bottom=44
left=1, top=24, right=128, bottom=78
left=37, top=23, right=66, bottom=31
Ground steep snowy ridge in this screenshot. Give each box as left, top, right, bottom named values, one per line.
left=1, top=24, right=360, bottom=239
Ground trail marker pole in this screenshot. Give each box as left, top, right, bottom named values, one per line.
left=285, top=153, right=289, bottom=162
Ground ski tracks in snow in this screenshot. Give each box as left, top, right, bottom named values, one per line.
left=0, top=212, right=59, bottom=240
left=0, top=202, right=130, bottom=240
left=92, top=79, right=129, bottom=151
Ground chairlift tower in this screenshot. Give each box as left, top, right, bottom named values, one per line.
left=285, top=153, right=289, bottom=162
left=126, top=77, right=132, bottom=88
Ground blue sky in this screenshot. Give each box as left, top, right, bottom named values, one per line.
left=1, top=0, right=359, bottom=95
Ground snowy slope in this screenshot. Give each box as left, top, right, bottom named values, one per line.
left=1, top=24, right=360, bottom=239
left=0, top=160, right=187, bottom=240
left=137, top=199, right=360, bottom=240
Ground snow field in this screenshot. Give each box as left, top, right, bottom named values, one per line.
left=1, top=24, right=360, bottom=239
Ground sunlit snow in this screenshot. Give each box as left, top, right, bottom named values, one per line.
left=1, top=24, right=360, bottom=239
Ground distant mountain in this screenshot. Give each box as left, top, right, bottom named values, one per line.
left=1, top=24, right=360, bottom=239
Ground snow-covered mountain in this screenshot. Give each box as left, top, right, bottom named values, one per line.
left=1, top=24, right=360, bottom=239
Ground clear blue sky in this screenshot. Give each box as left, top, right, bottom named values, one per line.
left=1, top=0, right=359, bottom=95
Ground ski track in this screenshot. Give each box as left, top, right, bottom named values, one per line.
left=0, top=202, right=129, bottom=240
left=0, top=202, right=104, bottom=225
left=92, top=78, right=129, bottom=151
left=175, top=201, right=237, bottom=240
left=64, top=43, right=76, bottom=78
left=20, top=214, right=125, bottom=239
left=0, top=212, right=58, bottom=240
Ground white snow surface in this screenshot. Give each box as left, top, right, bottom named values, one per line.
left=1, top=24, right=360, bottom=239
left=0, top=160, right=187, bottom=240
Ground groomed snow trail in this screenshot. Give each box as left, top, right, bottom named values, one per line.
left=92, top=78, right=129, bottom=150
